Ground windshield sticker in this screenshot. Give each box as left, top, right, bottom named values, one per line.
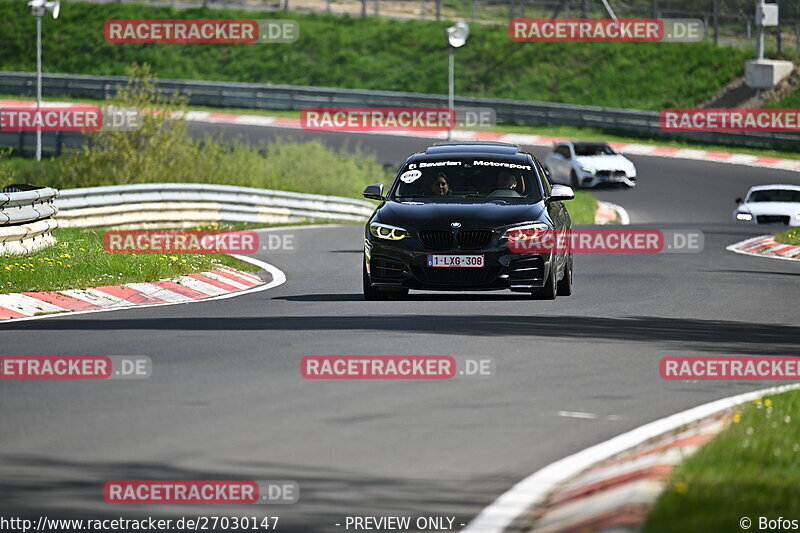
left=400, top=170, right=422, bottom=183
left=473, top=160, right=531, bottom=170
left=418, top=160, right=462, bottom=168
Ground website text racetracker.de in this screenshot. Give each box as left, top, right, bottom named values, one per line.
left=0, top=515, right=279, bottom=532
left=507, top=229, right=704, bottom=254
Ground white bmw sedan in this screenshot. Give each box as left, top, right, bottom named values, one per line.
left=734, top=184, right=800, bottom=226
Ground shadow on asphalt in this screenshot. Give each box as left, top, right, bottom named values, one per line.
left=0, top=455, right=503, bottom=533
left=4, top=314, right=798, bottom=356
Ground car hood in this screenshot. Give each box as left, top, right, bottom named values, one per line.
left=740, top=202, right=800, bottom=216
left=574, top=154, right=634, bottom=170
left=376, top=200, right=547, bottom=229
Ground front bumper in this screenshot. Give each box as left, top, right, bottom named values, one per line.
left=734, top=213, right=800, bottom=226
left=365, top=237, right=553, bottom=292
left=579, top=170, right=636, bottom=188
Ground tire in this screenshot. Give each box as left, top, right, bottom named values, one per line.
left=556, top=254, right=573, bottom=296
left=532, top=262, right=557, bottom=300
left=363, top=261, right=387, bottom=301
left=570, top=170, right=580, bottom=189
left=386, top=288, right=409, bottom=300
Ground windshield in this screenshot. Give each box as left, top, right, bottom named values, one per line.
left=574, top=143, right=616, bottom=156
left=747, top=189, right=800, bottom=203
left=392, top=158, right=543, bottom=202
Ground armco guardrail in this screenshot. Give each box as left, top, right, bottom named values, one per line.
left=55, top=183, right=376, bottom=228
left=0, top=185, right=60, bottom=255
left=1, top=71, right=798, bottom=151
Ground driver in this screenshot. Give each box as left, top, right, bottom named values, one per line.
left=496, top=171, right=518, bottom=191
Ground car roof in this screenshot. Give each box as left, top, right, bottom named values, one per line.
left=748, top=184, right=800, bottom=193
left=424, top=142, right=521, bottom=156
left=572, top=141, right=611, bottom=148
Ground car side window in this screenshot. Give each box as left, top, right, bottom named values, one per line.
left=535, top=160, right=552, bottom=196
left=555, top=145, right=570, bottom=158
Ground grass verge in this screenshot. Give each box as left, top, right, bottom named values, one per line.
left=774, top=227, right=800, bottom=245
left=568, top=191, right=598, bottom=226
left=0, top=226, right=258, bottom=294
left=643, top=390, right=800, bottom=533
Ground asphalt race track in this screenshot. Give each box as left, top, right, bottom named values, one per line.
left=1, top=125, right=799, bottom=531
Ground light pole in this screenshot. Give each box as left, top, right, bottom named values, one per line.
left=26, top=0, right=60, bottom=162
left=445, top=21, right=469, bottom=141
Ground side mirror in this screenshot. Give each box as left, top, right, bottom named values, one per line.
left=735, top=197, right=743, bottom=204
left=548, top=185, right=575, bottom=202
left=363, top=183, right=384, bottom=200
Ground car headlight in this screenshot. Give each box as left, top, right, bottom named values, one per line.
left=502, top=222, right=550, bottom=240
left=369, top=222, right=409, bottom=240
left=736, top=212, right=753, bottom=221
left=581, top=166, right=596, bottom=174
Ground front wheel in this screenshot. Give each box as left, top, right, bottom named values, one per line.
left=556, top=255, right=573, bottom=296
left=363, top=261, right=387, bottom=301
left=531, top=262, right=557, bottom=300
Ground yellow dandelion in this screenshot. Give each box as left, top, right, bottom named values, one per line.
left=674, top=481, right=689, bottom=494
left=733, top=412, right=741, bottom=424
left=765, top=399, right=773, bottom=407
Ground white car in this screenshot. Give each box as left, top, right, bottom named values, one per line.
left=734, top=184, right=800, bottom=226
left=544, top=141, right=637, bottom=188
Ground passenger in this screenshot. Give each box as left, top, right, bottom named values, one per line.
left=431, top=173, right=452, bottom=196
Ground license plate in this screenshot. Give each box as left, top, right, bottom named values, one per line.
left=427, top=254, right=484, bottom=268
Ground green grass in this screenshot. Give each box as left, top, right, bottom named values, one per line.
left=774, top=227, right=800, bottom=245
left=0, top=0, right=754, bottom=110
left=643, top=390, right=800, bottom=533
left=772, top=89, right=800, bottom=109
left=568, top=191, right=597, bottom=225
left=2, top=137, right=393, bottom=199
left=0, top=226, right=257, bottom=294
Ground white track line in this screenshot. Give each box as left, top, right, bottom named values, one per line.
left=0, top=256, right=285, bottom=324
left=461, top=383, right=800, bottom=533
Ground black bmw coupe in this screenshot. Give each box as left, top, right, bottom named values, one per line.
left=362, top=142, right=575, bottom=300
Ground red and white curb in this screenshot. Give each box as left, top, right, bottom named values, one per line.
left=594, top=201, right=630, bottom=225
left=3, top=99, right=800, bottom=174
left=522, top=415, right=728, bottom=532
left=461, top=384, right=800, bottom=533
left=726, top=235, right=800, bottom=262
left=0, top=259, right=285, bottom=323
